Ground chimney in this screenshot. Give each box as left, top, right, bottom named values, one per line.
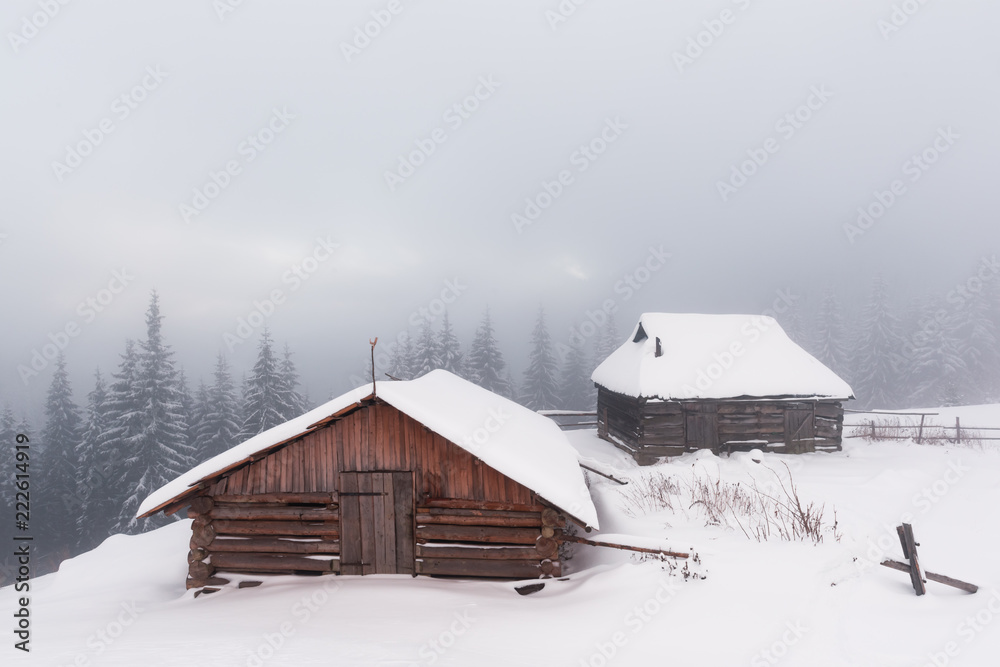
left=655, top=337, right=662, bottom=357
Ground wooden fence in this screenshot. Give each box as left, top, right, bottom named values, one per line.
left=844, top=410, right=1000, bottom=444
left=538, top=410, right=598, bottom=431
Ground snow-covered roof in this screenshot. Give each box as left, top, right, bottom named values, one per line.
left=138, top=370, right=599, bottom=528
left=591, top=313, right=853, bottom=401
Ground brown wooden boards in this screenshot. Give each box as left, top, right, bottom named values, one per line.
left=339, top=471, right=414, bottom=575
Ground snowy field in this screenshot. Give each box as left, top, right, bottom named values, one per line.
left=5, top=406, right=1000, bottom=667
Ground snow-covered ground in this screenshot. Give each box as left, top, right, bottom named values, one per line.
left=5, top=406, right=1000, bottom=666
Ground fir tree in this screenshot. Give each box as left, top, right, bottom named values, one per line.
left=814, top=287, right=850, bottom=379
left=904, top=298, right=968, bottom=407
left=112, top=292, right=193, bottom=534
left=279, top=344, right=306, bottom=418
left=412, top=321, right=442, bottom=378
left=560, top=341, right=593, bottom=410
left=0, top=407, right=18, bottom=543
left=853, top=276, right=905, bottom=409
left=97, top=341, right=142, bottom=538
left=240, top=329, right=297, bottom=438
left=437, top=311, right=465, bottom=377
left=953, top=280, right=1000, bottom=402
left=522, top=309, right=560, bottom=411
left=594, top=314, right=620, bottom=366
left=467, top=308, right=513, bottom=397
left=76, top=370, right=114, bottom=551
left=37, top=354, right=82, bottom=562
left=387, top=334, right=416, bottom=380
left=194, top=353, right=241, bottom=460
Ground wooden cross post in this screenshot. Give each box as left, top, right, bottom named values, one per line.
left=880, top=523, right=978, bottom=595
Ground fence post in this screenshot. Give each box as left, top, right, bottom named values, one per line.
left=870, top=421, right=876, bottom=441
left=917, top=414, right=925, bottom=444
left=955, top=416, right=961, bottom=444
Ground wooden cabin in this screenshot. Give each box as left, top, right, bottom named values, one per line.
left=138, top=370, right=599, bottom=591
left=592, top=313, right=854, bottom=465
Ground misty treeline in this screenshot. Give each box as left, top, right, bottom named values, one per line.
left=0, top=292, right=311, bottom=582
left=4, top=267, right=999, bottom=580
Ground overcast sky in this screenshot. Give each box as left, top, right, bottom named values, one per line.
left=2, top=0, right=998, bottom=416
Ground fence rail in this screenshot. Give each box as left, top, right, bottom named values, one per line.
left=846, top=414, right=1000, bottom=443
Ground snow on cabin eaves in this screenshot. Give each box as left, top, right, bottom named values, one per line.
left=591, top=313, right=854, bottom=402
left=138, top=369, right=599, bottom=528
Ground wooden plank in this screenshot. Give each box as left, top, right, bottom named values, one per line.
left=415, top=513, right=542, bottom=528
left=416, top=557, right=540, bottom=579
left=212, top=492, right=334, bottom=505
left=209, top=506, right=338, bottom=521
left=212, top=520, right=340, bottom=537
left=422, top=499, right=545, bottom=513
left=210, top=537, right=340, bottom=555
left=416, top=545, right=541, bottom=560
left=394, top=472, right=415, bottom=575
left=879, top=559, right=978, bottom=594
left=417, top=507, right=542, bottom=520
left=339, top=472, right=361, bottom=575
left=416, top=524, right=541, bottom=545
left=211, top=552, right=337, bottom=573
left=373, top=472, right=391, bottom=574
left=359, top=473, right=376, bottom=575
left=898, top=524, right=926, bottom=596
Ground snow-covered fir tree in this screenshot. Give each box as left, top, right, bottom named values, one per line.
left=953, top=276, right=1000, bottom=402
left=387, top=333, right=416, bottom=380
left=278, top=344, right=306, bottom=418
left=97, top=340, right=143, bottom=538
left=904, top=297, right=968, bottom=407
left=112, top=292, right=193, bottom=534
left=37, top=353, right=82, bottom=560
left=193, top=353, right=241, bottom=461
left=559, top=341, right=593, bottom=410
left=411, top=321, right=442, bottom=378
left=437, top=311, right=465, bottom=377
left=521, top=309, right=560, bottom=411
left=593, top=314, right=620, bottom=366
left=467, top=308, right=513, bottom=397
left=177, top=368, right=196, bottom=450
left=0, top=407, right=16, bottom=529
left=76, top=370, right=114, bottom=551
left=814, top=287, right=850, bottom=380
left=852, top=276, right=905, bottom=409
left=240, top=329, right=298, bottom=438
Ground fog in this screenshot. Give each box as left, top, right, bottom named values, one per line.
left=3, top=0, right=998, bottom=417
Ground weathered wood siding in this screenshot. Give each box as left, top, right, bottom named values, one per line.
left=596, top=387, right=844, bottom=464
left=185, top=400, right=562, bottom=588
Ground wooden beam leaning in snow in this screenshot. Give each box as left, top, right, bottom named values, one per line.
left=879, top=523, right=977, bottom=595
left=558, top=534, right=689, bottom=559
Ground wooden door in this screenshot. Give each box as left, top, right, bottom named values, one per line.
left=339, top=472, right=414, bottom=575
left=784, top=408, right=815, bottom=453
left=684, top=404, right=718, bottom=453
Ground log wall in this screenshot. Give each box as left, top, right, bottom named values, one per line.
left=185, top=401, right=562, bottom=588
left=596, top=387, right=844, bottom=465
